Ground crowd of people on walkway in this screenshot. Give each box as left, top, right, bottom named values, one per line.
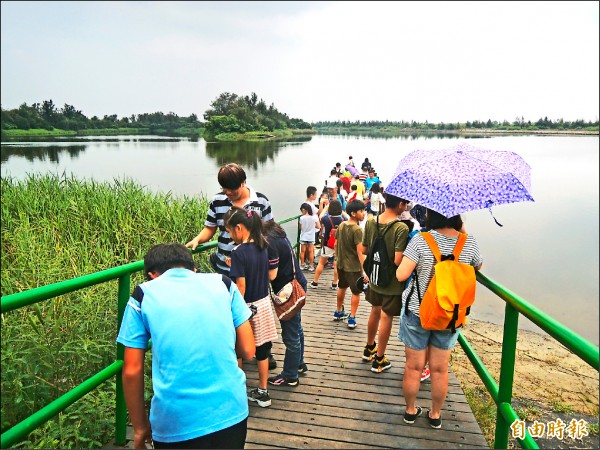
left=116, top=158, right=483, bottom=449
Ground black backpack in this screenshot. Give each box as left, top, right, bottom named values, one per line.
left=363, top=216, right=399, bottom=287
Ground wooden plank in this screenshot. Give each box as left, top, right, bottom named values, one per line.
left=106, top=268, right=488, bottom=449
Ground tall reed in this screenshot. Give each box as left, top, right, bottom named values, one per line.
left=1, top=173, right=211, bottom=448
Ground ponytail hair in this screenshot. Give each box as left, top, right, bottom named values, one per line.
left=223, top=206, right=268, bottom=250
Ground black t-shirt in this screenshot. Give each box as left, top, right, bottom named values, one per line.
left=268, top=235, right=307, bottom=293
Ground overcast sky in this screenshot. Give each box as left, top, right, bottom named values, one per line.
left=2, top=1, right=598, bottom=124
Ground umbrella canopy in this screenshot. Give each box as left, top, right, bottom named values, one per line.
left=384, top=143, right=534, bottom=218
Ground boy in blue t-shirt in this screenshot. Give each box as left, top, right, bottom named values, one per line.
left=117, top=243, right=255, bottom=449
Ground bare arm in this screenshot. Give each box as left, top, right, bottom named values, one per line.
left=235, top=277, right=246, bottom=297
left=269, top=268, right=278, bottom=281
left=122, top=347, right=152, bottom=449
left=186, top=226, right=217, bottom=250
left=235, top=320, right=256, bottom=360
left=394, top=250, right=403, bottom=267
left=396, top=257, right=417, bottom=282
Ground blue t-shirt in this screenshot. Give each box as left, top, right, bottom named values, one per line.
left=229, top=242, right=272, bottom=302
left=116, top=269, right=252, bottom=443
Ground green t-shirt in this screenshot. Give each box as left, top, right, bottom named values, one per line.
left=361, top=218, right=409, bottom=295
left=334, top=222, right=363, bottom=272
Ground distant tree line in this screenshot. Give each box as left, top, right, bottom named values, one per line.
left=202, top=92, right=312, bottom=137
left=1, top=100, right=202, bottom=136
left=312, top=117, right=598, bottom=131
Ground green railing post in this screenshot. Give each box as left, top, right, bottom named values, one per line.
left=115, top=275, right=130, bottom=446
left=494, top=302, right=520, bottom=448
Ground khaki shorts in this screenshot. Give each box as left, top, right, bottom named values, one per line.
left=337, top=269, right=363, bottom=295
left=366, top=289, right=403, bottom=316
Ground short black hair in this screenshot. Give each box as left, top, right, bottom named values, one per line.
left=144, top=243, right=195, bottom=278
left=426, top=208, right=464, bottom=231
left=218, top=163, right=246, bottom=190
left=382, top=192, right=409, bottom=209
left=328, top=199, right=343, bottom=216
left=306, top=186, right=317, bottom=197
left=346, top=199, right=365, bottom=216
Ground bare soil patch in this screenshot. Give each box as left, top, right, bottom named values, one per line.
left=451, top=319, right=599, bottom=448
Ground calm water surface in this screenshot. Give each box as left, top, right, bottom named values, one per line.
left=2, top=134, right=598, bottom=344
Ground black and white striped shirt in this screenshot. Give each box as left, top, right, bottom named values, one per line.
left=205, top=186, right=273, bottom=273
left=402, top=230, right=483, bottom=316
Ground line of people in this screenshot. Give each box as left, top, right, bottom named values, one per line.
left=117, top=158, right=484, bottom=448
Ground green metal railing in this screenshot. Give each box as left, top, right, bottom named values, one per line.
left=459, top=272, right=599, bottom=448
left=0, top=216, right=301, bottom=449
left=1, top=215, right=598, bottom=449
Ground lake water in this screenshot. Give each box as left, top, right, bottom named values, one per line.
left=2, top=133, right=598, bottom=344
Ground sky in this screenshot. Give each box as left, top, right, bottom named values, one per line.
left=1, top=1, right=598, bottom=124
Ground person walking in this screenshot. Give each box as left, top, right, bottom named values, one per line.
left=310, top=200, right=344, bottom=289
left=298, top=203, right=320, bottom=271
left=396, top=209, right=483, bottom=429
left=333, top=199, right=367, bottom=328
left=117, top=243, right=255, bottom=449
left=224, top=207, right=279, bottom=408
left=361, top=194, right=410, bottom=373
left=264, top=221, right=309, bottom=386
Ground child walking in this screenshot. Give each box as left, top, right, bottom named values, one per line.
left=299, top=203, right=320, bottom=271
left=225, top=206, right=278, bottom=408
left=334, top=199, right=367, bottom=329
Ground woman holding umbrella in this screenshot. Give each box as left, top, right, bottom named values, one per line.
left=395, top=209, right=483, bottom=429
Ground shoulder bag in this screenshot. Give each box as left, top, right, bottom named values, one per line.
left=270, top=240, right=307, bottom=321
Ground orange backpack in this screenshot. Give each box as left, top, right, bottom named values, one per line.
left=416, top=232, right=476, bottom=332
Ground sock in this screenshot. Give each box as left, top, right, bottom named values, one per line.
left=366, top=342, right=376, bottom=350
left=258, top=387, right=268, bottom=394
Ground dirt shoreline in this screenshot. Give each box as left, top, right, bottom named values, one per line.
left=451, top=319, right=599, bottom=447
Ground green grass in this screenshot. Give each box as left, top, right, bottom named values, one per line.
left=1, top=174, right=213, bottom=448
left=3, top=128, right=78, bottom=137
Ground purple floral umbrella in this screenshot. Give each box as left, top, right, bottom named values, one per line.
left=384, top=143, right=534, bottom=219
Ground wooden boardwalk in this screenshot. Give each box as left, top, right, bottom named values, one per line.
left=107, top=267, right=489, bottom=449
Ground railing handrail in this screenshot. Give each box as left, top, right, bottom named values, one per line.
left=1, top=214, right=598, bottom=449
left=475, top=272, right=598, bottom=369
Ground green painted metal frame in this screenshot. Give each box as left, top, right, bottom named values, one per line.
left=457, top=272, right=599, bottom=449
left=0, top=216, right=301, bottom=449
left=1, top=215, right=598, bottom=449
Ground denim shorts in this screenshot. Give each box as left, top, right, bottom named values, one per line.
left=398, top=309, right=459, bottom=351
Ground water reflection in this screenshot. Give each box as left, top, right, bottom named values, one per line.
left=1, top=145, right=87, bottom=164
left=205, top=135, right=312, bottom=169
left=315, top=131, right=495, bottom=140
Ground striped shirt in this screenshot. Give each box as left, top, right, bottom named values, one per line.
left=205, top=186, right=273, bottom=273
left=402, top=230, right=483, bottom=316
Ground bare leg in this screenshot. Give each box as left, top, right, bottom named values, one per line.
left=367, top=306, right=382, bottom=345
left=376, top=311, right=394, bottom=357
left=313, top=256, right=327, bottom=283
left=299, top=244, right=307, bottom=267
left=350, top=292, right=360, bottom=317
left=403, top=346, right=427, bottom=415
left=257, top=358, right=269, bottom=390
left=428, top=346, right=451, bottom=418
left=308, top=244, right=315, bottom=267
left=332, top=260, right=338, bottom=284
left=336, top=287, right=347, bottom=312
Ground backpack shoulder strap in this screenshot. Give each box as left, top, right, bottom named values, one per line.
left=381, top=219, right=400, bottom=238
left=452, top=232, right=468, bottom=259
left=421, top=232, right=442, bottom=262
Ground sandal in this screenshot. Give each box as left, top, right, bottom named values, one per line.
left=427, top=409, right=442, bottom=429
left=403, top=405, right=422, bottom=424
